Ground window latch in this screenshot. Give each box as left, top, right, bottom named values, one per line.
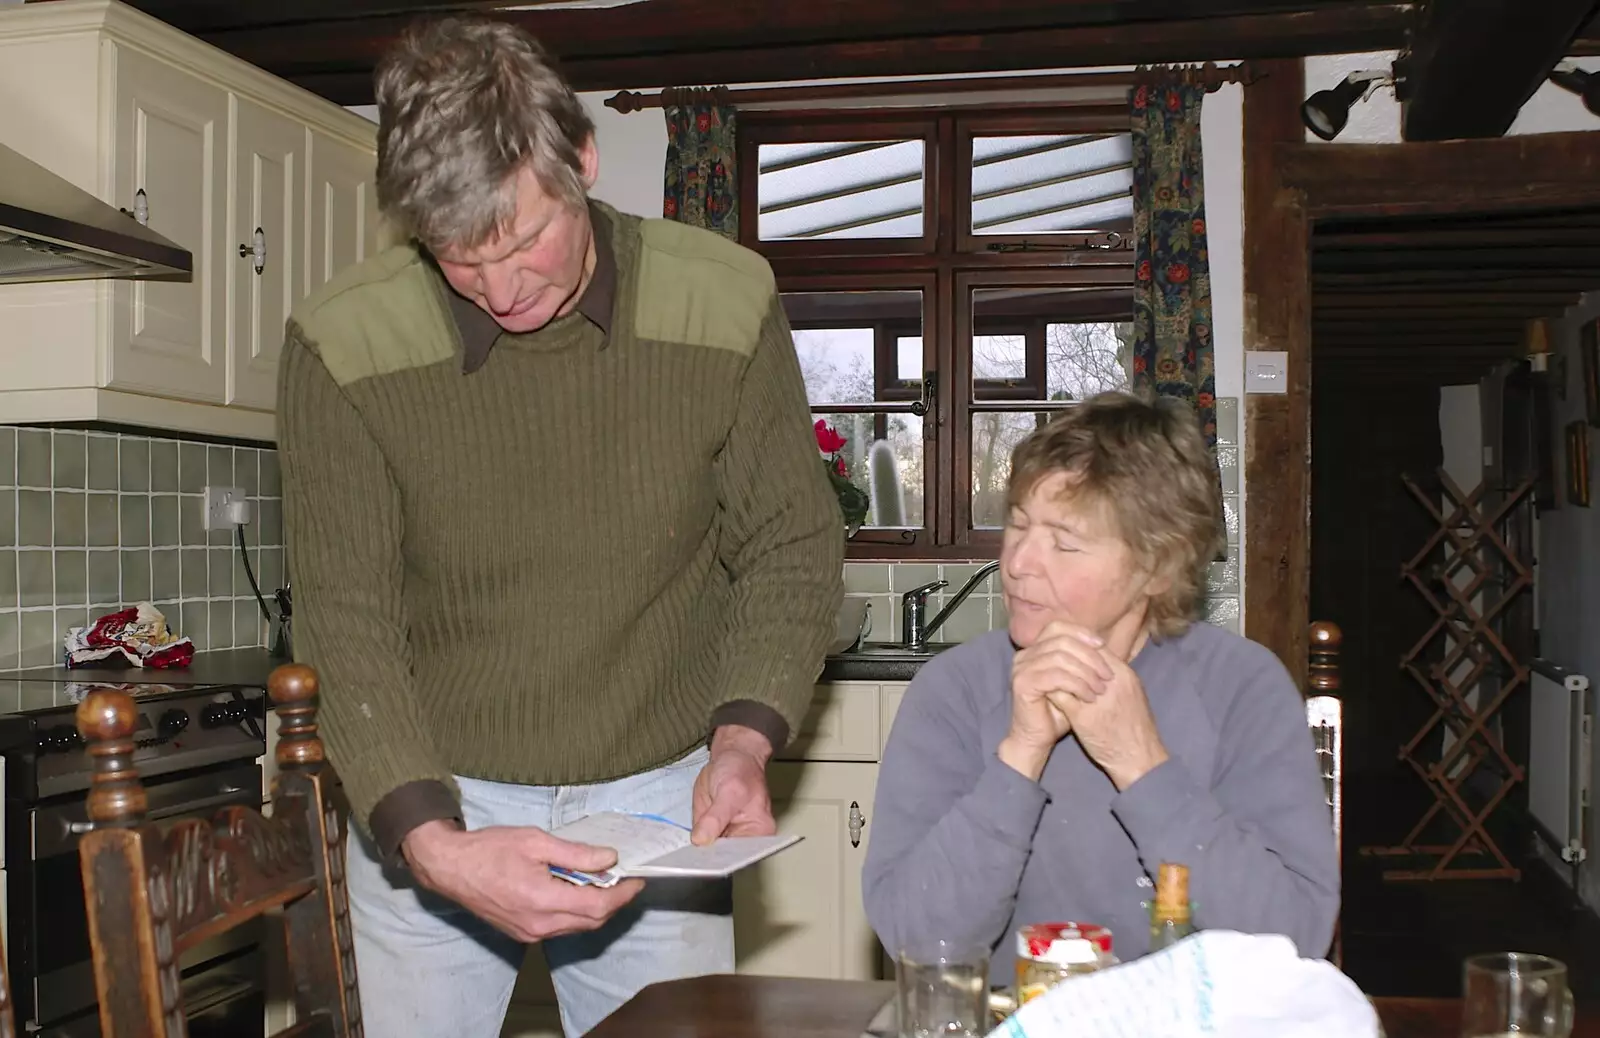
left=910, top=370, right=937, bottom=418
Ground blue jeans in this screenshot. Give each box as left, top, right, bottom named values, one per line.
left=343, top=747, right=733, bottom=1037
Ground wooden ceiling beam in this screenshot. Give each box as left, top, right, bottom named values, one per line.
left=1279, top=132, right=1600, bottom=217
left=122, top=0, right=1399, bottom=42
left=1313, top=250, right=1600, bottom=272
left=1393, top=0, right=1599, bottom=141
left=1313, top=336, right=1524, bottom=348
left=1312, top=272, right=1600, bottom=291
left=1314, top=292, right=1582, bottom=308
left=199, top=3, right=1416, bottom=101
left=1315, top=227, right=1600, bottom=248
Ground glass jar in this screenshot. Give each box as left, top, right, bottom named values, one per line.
left=1014, top=922, right=1114, bottom=1005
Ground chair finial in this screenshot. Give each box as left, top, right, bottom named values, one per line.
left=75, top=687, right=148, bottom=826
left=1308, top=621, right=1342, bottom=695
left=268, top=663, right=326, bottom=769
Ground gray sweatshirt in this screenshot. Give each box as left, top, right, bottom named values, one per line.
left=862, top=623, right=1339, bottom=984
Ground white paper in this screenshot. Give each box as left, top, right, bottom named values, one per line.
left=547, top=812, right=801, bottom=887
left=988, top=930, right=1379, bottom=1038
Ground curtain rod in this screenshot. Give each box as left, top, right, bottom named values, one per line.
left=603, top=62, right=1260, bottom=113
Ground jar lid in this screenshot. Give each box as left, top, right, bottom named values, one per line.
left=1017, top=922, right=1113, bottom=965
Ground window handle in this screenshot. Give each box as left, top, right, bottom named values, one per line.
left=910, top=370, right=937, bottom=417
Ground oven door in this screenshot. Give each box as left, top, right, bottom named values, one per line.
left=27, top=761, right=264, bottom=1031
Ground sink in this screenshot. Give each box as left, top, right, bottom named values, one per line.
left=823, top=639, right=953, bottom=681
left=835, top=641, right=953, bottom=660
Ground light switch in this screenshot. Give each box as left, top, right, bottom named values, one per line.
left=1245, top=351, right=1289, bottom=394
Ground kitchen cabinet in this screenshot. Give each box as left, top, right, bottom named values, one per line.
left=501, top=679, right=909, bottom=1038
left=107, top=45, right=231, bottom=405
left=309, top=130, right=384, bottom=293
left=228, top=99, right=309, bottom=412
left=0, top=0, right=382, bottom=442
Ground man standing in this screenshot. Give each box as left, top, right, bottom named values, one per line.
left=276, top=15, right=843, bottom=1037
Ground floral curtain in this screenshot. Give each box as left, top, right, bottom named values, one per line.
left=663, top=90, right=738, bottom=241
left=1130, top=80, right=1216, bottom=449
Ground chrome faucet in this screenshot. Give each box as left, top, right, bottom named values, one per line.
left=900, top=560, right=1001, bottom=648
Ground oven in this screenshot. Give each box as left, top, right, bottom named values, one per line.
left=1, top=683, right=269, bottom=1037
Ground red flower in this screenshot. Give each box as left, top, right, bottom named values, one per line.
left=1166, top=90, right=1181, bottom=112
left=834, top=456, right=847, bottom=477
left=1198, top=392, right=1215, bottom=407
left=1133, top=85, right=1150, bottom=110
left=664, top=197, right=678, bottom=217
left=696, top=112, right=712, bottom=133
left=1133, top=356, right=1148, bottom=374
left=714, top=162, right=725, bottom=176
left=1167, top=263, right=1191, bottom=284
left=1191, top=218, right=1206, bottom=236
left=814, top=419, right=847, bottom=453
left=1136, top=260, right=1153, bottom=282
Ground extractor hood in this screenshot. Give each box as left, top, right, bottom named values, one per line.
left=0, top=142, right=192, bottom=284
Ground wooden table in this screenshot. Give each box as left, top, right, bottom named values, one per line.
left=587, top=975, right=1599, bottom=1038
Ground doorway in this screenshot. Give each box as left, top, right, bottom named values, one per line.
left=1238, top=76, right=1600, bottom=997
left=1307, top=203, right=1600, bottom=999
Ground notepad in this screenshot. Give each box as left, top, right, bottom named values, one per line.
left=546, top=811, right=802, bottom=888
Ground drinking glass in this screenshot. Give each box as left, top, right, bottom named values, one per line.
left=896, top=939, right=989, bottom=1038
left=1461, top=952, right=1575, bottom=1038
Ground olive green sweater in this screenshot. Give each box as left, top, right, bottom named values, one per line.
left=277, top=203, right=843, bottom=853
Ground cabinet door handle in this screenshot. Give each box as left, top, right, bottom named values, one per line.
left=121, top=187, right=150, bottom=226
left=848, top=800, right=866, bottom=848
left=238, top=227, right=266, bottom=275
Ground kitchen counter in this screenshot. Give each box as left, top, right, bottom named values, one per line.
left=0, top=645, right=923, bottom=692
left=0, top=647, right=283, bottom=689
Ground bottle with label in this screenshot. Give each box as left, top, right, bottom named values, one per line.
left=1147, top=861, right=1197, bottom=951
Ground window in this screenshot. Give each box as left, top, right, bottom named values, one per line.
left=739, top=109, right=1136, bottom=557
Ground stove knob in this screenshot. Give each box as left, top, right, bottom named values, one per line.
left=35, top=724, right=81, bottom=753
left=200, top=702, right=244, bottom=728
left=158, top=707, right=190, bottom=737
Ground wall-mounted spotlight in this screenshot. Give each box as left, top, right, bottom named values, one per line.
left=1300, top=69, right=1393, bottom=141
left=1549, top=61, right=1600, bottom=117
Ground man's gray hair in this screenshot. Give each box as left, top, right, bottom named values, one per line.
left=374, top=16, right=596, bottom=253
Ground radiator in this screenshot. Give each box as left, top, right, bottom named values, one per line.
left=1528, top=659, right=1592, bottom=873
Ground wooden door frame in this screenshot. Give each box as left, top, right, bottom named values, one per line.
left=1241, top=62, right=1600, bottom=678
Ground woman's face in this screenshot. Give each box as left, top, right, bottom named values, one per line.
left=999, top=471, right=1165, bottom=655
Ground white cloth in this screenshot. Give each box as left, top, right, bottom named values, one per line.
left=988, top=930, right=1379, bottom=1038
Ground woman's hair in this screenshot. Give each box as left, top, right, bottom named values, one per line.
left=1007, top=391, right=1222, bottom=638
left=374, top=16, right=596, bottom=253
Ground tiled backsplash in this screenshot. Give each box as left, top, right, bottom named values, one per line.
left=845, top=398, right=1243, bottom=643
left=0, top=427, right=283, bottom=670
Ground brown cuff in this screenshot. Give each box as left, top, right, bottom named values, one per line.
left=368, top=779, right=463, bottom=861
left=709, top=700, right=791, bottom=755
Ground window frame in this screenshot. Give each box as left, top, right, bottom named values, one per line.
left=740, top=106, right=1137, bottom=560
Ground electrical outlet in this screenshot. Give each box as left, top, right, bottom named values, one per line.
left=203, top=485, right=247, bottom=531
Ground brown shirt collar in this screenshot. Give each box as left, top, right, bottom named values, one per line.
left=446, top=202, right=617, bottom=375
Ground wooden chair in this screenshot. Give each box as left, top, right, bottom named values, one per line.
left=74, top=664, right=362, bottom=1038
left=0, top=927, right=15, bottom=1037
left=1306, top=620, right=1344, bottom=967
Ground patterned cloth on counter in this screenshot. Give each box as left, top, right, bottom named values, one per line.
left=64, top=602, right=195, bottom=669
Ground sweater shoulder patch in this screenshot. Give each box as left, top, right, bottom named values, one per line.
left=291, top=246, right=456, bottom=386
left=634, top=219, right=775, bottom=357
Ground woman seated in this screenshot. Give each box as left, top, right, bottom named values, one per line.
left=862, top=391, right=1338, bottom=979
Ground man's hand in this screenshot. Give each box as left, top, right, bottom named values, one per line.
left=402, top=820, right=643, bottom=943
left=1052, top=649, right=1169, bottom=791
left=1000, top=620, right=1111, bottom=781
left=691, top=724, right=776, bottom=846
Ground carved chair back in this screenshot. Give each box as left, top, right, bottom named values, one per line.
left=74, top=664, right=362, bottom=1038
left=1306, top=620, right=1344, bottom=967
